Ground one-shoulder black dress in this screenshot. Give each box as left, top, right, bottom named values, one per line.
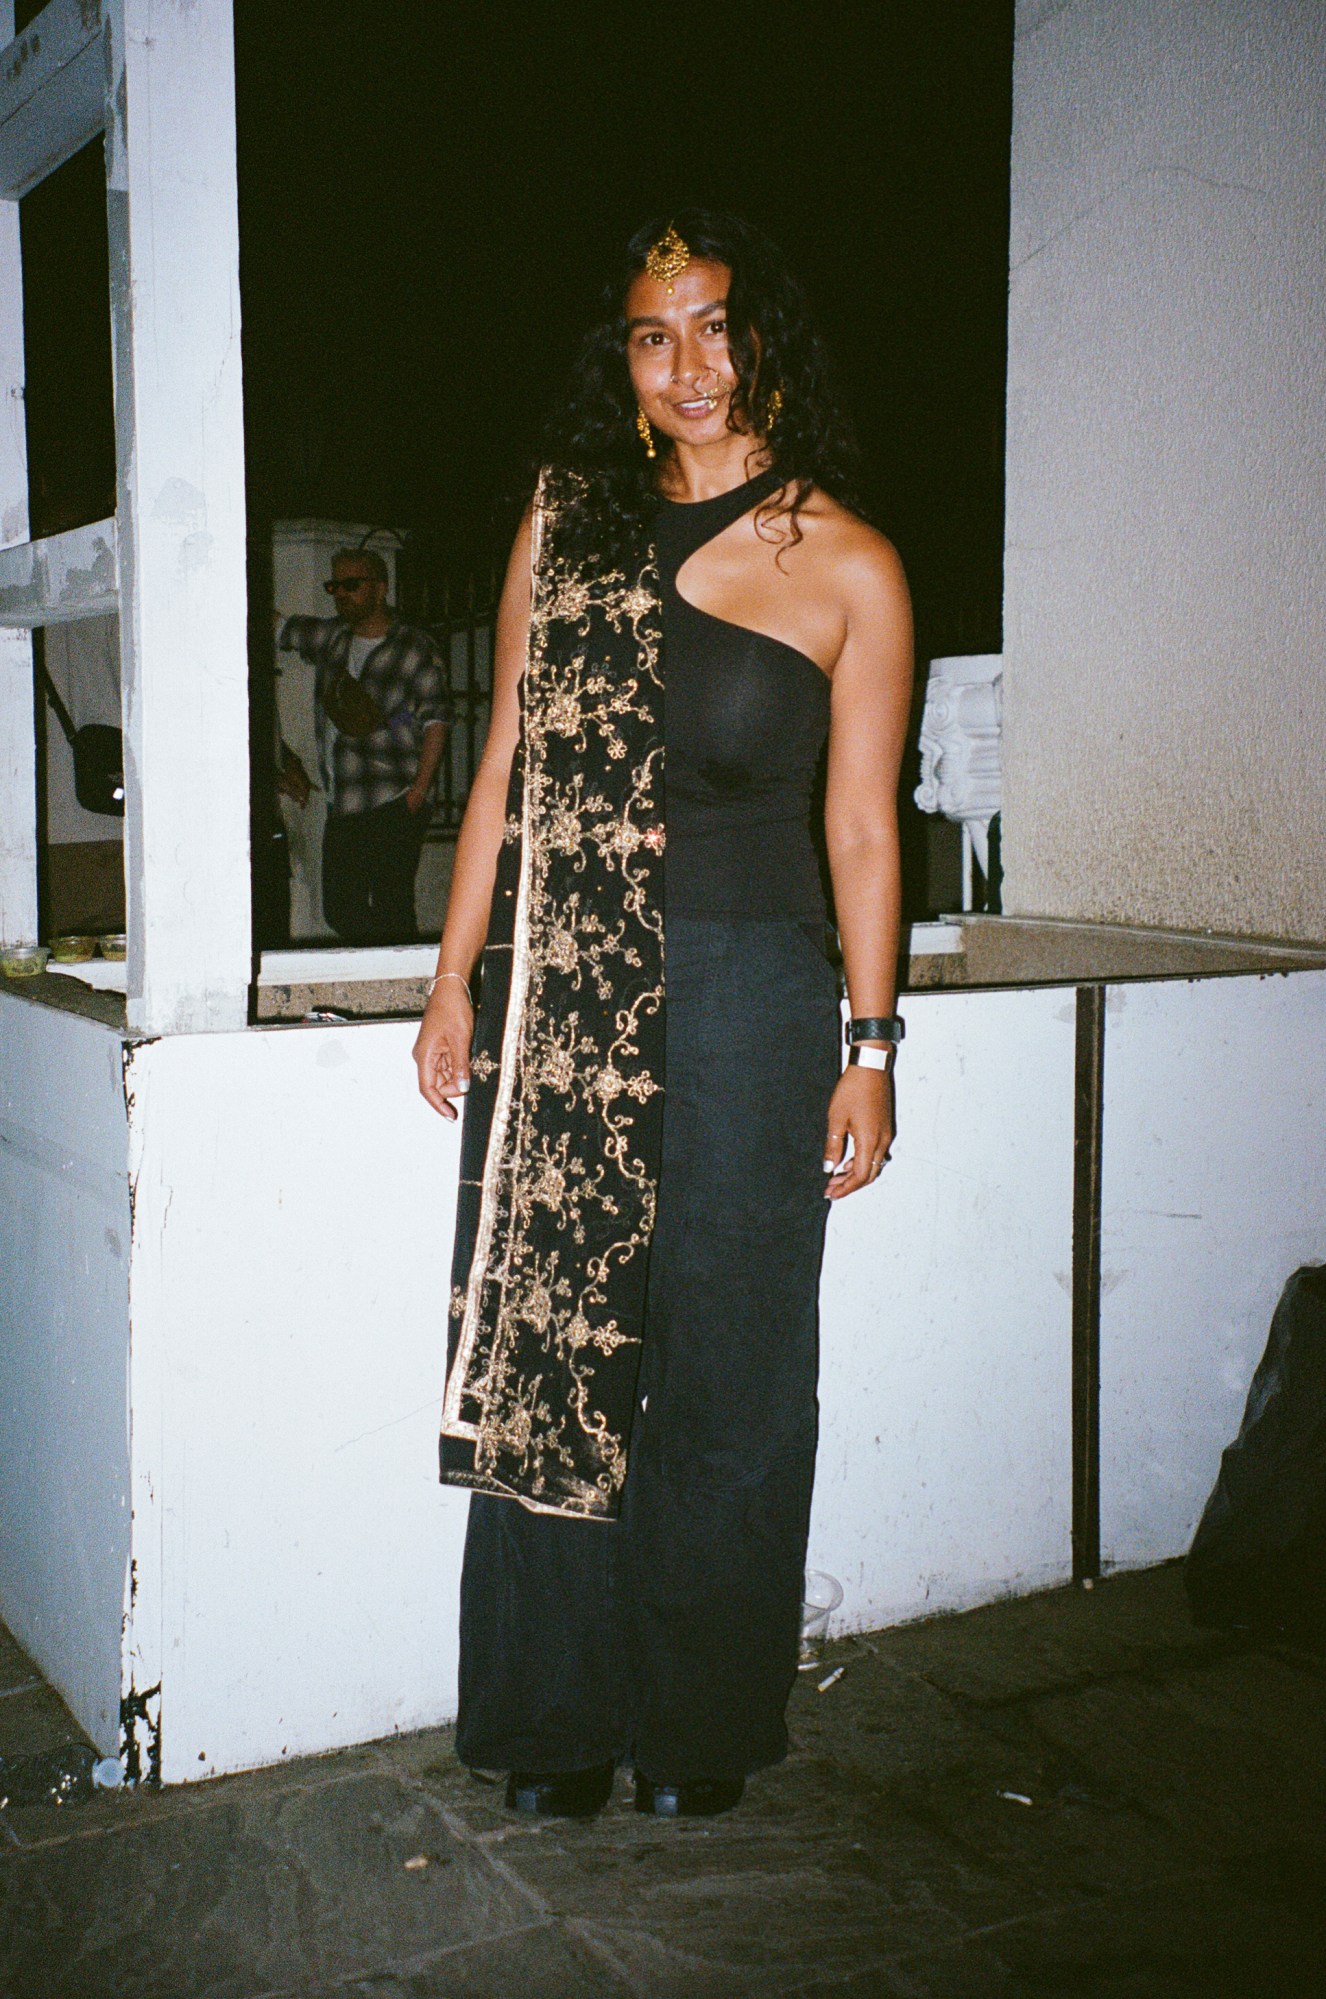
left=456, top=471, right=841, bottom=1782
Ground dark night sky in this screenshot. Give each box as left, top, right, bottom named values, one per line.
left=20, top=1, right=1014, bottom=660
left=232, top=0, right=1014, bottom=655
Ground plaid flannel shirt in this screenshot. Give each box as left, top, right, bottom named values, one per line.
left=280, top=617, right=451, bottom=817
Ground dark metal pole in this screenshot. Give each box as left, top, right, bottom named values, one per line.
left=1072, top=983, right=1106, bottom=1583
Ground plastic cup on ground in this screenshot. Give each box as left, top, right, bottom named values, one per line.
left=800, top=1570, right=844, bottom=1667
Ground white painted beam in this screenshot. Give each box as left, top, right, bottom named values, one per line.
left=0, top=0, right=36, bottom=945
left=0, top=0, right=105, bottom=200
left=107, top=0, right=250, bottom=1033
left=0, top=516, right=117, bottom=625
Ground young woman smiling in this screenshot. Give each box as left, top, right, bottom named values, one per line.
left=414, top=210, right=912, bottom=1819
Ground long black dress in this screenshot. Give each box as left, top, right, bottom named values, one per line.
left=455, top=471, right=840, bottom=1782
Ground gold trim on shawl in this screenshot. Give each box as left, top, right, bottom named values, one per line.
left=439, top=488, right=545, bottom=1444
left=438, top=472, right=665, bottom=1519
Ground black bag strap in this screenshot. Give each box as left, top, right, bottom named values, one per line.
left=36, top=659, right=79, bottom=746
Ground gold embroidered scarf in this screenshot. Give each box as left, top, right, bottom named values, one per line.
left=439, top=477, right=665, bottom=1519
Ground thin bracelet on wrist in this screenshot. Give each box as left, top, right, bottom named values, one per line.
left=847, top=1044, right=894, bottom=1072
left=428, top=970, right=473, bottom=1005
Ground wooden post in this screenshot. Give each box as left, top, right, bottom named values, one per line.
left=1072, top=983, right=1105, bottom=1583
left=106, top=0, right=251, bottom=1031
left=0, top=0, right=37, bottom=948
left=0, top=0, right=250, bottom=1022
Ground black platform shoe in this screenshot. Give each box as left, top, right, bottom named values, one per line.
left=504, top=1760, right=616, bottom=1818
left=633, top=1770, right=745, bottom=1818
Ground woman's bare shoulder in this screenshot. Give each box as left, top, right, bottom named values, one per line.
left=782, top=489, right=907, bottom=602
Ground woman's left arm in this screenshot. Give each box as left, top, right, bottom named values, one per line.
left=821, top=529, right=914, bottom=1200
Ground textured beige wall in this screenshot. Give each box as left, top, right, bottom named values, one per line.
left=1002, top=0, right=1326, bottom=941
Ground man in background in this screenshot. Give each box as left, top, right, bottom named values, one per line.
left=278, top=549, right=450, bottom=943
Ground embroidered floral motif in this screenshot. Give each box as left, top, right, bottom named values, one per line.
left=440, top=475, right=666, bottom=1519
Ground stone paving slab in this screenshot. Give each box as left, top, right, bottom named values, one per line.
left=317, top=1925, right=635, bottom=1998
left=875, top=1565, right=1242, bottom=1705
left=0, top=1565, right=1322, bottom=1999
left=0, top=1772, right=535, bottom=1998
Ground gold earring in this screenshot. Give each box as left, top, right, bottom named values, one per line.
left=636, top=407, right=656, bottom=459
left=763, top=386, right=784, bottom=438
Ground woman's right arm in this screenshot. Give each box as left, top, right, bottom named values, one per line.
left=412, top=507, right=534, bottom=1118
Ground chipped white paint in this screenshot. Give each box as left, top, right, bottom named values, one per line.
left=106, top=0, right=251, bottom=1031
left=120, top=988, right=1074, bottom=1780
left=3, top=954, right=1320, bottom=1779
left=0, top=3, right=36, bottom=945
left=1099, top=969, right=1326, bottom=1569
left=1003, top=0, right=1326, bottom=941
left=0, top=515, right=118, bottom=624
left=0, top=992, right=130, bottom=1754
left=123, top=1020, right=466, bottom=1781
left=0, top=0, right=250, bottom=1011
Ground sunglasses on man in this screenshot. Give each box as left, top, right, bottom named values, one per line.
left=325, top=575, right=375, bottom=595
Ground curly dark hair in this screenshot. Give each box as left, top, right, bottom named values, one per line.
left=537, top=208, right=861, bottom=572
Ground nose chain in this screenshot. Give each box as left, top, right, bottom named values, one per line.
left=678, top=368, right=724, bottom=405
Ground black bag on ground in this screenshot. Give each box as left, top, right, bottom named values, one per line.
left=1185, top=1265, right=1326, bottom=1644
left=39, top=666, right=124, bottom=817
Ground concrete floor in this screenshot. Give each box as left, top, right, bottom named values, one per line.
left=1, top=1564, right=1322, bottom=1998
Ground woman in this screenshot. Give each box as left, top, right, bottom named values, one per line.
left=413, top=210, right=912, bottom=1820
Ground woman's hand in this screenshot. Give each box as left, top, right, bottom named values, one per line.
left=823, top=1066, right=895, bottom=1199
left=412, top=982, right=476, bottom=1120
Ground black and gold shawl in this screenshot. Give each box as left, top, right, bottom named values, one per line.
left=439, top=477, right=665, bottom=1520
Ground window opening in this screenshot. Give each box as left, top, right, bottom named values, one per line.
left=19, top=134, right=115, bottom=539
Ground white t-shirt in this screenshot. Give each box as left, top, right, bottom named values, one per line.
left=346, top=632, right=380, bottom=682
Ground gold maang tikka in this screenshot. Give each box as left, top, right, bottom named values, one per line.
left=645, top=221, right=691, bottom=294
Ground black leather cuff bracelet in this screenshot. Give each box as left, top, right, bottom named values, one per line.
left=846, top=1015, right=906, bottom=1046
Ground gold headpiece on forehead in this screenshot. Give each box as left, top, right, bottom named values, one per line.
left=644, top=221, right=691, bottom=294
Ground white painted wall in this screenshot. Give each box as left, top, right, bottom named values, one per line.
left=124, top=1020, right=464, bottom=1783
left=6, top=958, right=1319, bottom=1779
left=812, top=986, right=1075, bottom=1627
left=1003, top=0, right=1326, bottom=941
left=119, top=987, right=1078, bottom=1780
left=107, top=0, right=252, bottom=1032
left=1099, top=969, right=1326, bottom=1569
left=0, top=994, right=130, bottom=1753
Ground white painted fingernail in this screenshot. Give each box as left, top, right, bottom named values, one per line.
left=823, top=1160, right=834, bottom=1173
